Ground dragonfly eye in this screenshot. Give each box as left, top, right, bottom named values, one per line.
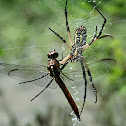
left=47, top=49, right=58, bottom=59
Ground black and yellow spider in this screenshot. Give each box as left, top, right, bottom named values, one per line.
left=49, top=0, right=112, bottom=115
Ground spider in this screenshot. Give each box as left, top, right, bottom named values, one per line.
left=49, top=0, right=112, bottom=116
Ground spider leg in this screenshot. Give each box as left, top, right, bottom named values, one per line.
left=98, top=34, right=113, bottom=39
left=98, top=58, right=116, bottom=63
left=82, top=57, right=97, bottom=103
left=79, top=57, right=87, bottom=116
left=31, top=78, right=54, bottom=101
left=49, top=28, right=72, bottom=50
left=89, top=7, right=107, bottom=45
left=82, top=8, right=112, bottom=51
left=89, top=25, right=98, bottom=45
left=82, top=26, right=97, bottom=50
left=60, top=53, right=72, bottom=65
left=61, top=51, right=64, bottom=60
left=65, top=0, right=73, bottom=47
left=95, top=7, right=106, bottom=38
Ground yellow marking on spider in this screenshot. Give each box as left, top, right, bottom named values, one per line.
left=75, top=35, right=77, bottom=44
left=74, top=49, right=77, bottom=56
left=80, top=35, right=82, bottom=43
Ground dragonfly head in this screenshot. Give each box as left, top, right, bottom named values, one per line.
left=47, top=49, right=58, bottom=59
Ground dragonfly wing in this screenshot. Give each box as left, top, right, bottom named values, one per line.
left=0, top=63, right=57, bottom=88
left=61, top=59, right=116, bottom=87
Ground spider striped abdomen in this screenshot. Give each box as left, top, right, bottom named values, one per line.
left=74, top=25, right=87, bottom=48
left=73, top=26, right=87, bottom=59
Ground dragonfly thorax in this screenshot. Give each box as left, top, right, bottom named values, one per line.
left=47, top=49, right=60, bottom=77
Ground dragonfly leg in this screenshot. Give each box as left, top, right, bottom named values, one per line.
left=61, top=72, right=73, bottom=82
left=31, top=78, right=54, bottom=101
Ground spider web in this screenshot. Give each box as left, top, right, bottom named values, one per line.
left=0, top=0, right=125, bottom=126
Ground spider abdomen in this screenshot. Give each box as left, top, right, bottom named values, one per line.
left=74, top=25, right=87, bottom=48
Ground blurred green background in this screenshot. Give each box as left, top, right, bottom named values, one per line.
left=0, top=0, right=126, bottom=126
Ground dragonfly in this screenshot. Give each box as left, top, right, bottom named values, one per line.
left=0, top=49, right=81, bottom=120
left=49, top=0, right=114, bottom=116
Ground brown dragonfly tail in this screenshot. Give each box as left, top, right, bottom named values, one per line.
left=55, top=76, right=80, bottom=120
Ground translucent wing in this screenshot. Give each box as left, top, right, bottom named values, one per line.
left=0, top=63, right=56, bottom=88
left=62, top=58, right=116, bottom=87
left=0, top=58, right=115, bottom=89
